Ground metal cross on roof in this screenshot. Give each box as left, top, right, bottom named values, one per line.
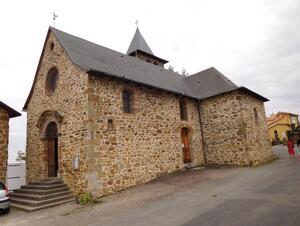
left=53, top=12, right=58, bottom=27
left=135, top=19, right=139, bottom=28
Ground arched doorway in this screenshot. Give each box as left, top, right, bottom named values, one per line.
left=181, top=128, right=191, bottom=163
left=45, top=122, right=58, bottom=177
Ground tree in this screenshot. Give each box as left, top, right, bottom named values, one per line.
left=168, top=65, right=189, bottom=76
left=16, top=150, right=26, bottom=162
left=168, top=65, right=175, bottom=72
left=181, top=68, right=189, bottom=77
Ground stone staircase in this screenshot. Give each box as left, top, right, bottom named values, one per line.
left=10, top=178, right=74, bottom=211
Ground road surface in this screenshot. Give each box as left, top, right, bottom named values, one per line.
left=2, top=145, right=300, bottom=226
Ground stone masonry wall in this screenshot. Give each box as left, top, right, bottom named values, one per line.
left=0, top=108, right=9, bottom=182
left=85, top=74, right=205, bottom=196
left=239, top=93, right=273, bottom=165
left=26, top=31, right=89, bottom=194
left=200, top=91, right=272, bottom=166
left=200, top=91, right=250, bottom=165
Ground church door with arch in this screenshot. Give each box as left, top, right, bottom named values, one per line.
left=181, top=128, right=191, bottom=163
left=45, top=122, right=58, bottom=177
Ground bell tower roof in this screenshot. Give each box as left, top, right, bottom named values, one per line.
left=126, top=28, right=154, bottom=55
left=126, top=28, right=168, bottom=66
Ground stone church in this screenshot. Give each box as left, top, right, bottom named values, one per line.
left=23, top=27, right=272, bottom=196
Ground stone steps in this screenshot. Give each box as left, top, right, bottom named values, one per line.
left=10, top=178, right=74, bottom=211
left=11, top=198, right=74, bottom=212
left=20, top=183, right=68, bottom=190
left=13, top=187, right=69, bottom=195
left=11, top=194, right=74, bottom=206
left=11, top=190, right=71, bottom=201
left=28, top=180, right=63, bottom=186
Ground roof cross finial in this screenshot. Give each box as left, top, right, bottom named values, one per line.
left=53, top=12, right=59, bottom=27
left=135, top=19, right=139, bottom=28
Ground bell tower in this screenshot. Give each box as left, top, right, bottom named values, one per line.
left=127, top=28, right=168, bottom=67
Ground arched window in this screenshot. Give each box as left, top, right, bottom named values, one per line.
left=179, top=98, right=188, bottom=120
left=123, top=90, right=132, bottom=113
left=46, top=67, right=59, bottom=95
left=50, top=42, right=54, bottom=51
left=253, top=108, right=259, bottom=125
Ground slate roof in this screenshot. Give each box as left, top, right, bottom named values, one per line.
left=183, top=67, right=238, bottom=100
left=127, top=28, right=154, bottom=55
left=23, top=27, right=268, bottom=110
left=0, top=101, right=21, bottom=118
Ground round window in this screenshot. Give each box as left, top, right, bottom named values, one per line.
left=46, top=67, right=58, bottom=95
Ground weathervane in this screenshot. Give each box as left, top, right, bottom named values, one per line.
left=53, top=12, right=58, bottom=27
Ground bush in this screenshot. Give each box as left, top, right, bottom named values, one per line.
left=76, top=192, right=94, bottom=205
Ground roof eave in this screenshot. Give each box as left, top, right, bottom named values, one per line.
left=238, top=86, right=269, bottom=102
left=0, top=101, right=21, bottom=118
left=87, top=69, right=197, bottom=100
left=197, top=86, right=269, bottom=102
left=129, top=50, right=168, bottom=64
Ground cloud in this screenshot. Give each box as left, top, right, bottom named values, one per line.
left=219, top=1, right=300, bottom=115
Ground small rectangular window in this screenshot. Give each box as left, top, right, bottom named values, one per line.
left=123, top=90, right=132, bottom=113
left=179, top=98, right=188, bottom=120
left=253, top=108, right=259, bottom=125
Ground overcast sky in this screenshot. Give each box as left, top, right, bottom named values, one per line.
left=1, top=0, right=299, bottom=162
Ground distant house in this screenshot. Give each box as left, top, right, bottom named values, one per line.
left=267, top=112, right=299, bottom=142
left=0, top=101, right=21, bottom=183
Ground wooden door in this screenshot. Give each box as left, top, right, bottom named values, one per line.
left=48, top=139, right=56, bottom=177
left=181, top=128, right=191, bottom=163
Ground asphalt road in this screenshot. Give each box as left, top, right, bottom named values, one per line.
left=2, top=145, right=300, bottom=226
left=184, top=145, right=300, bottom=226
